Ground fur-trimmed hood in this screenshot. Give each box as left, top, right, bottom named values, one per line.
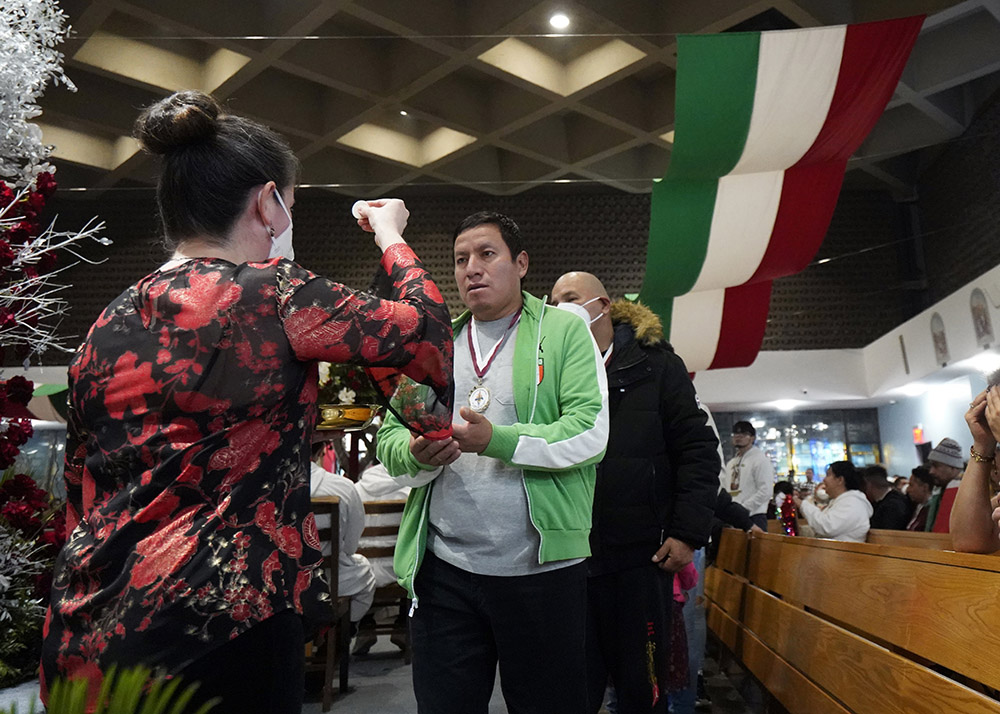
left=609, top=299, right=665, bottom=346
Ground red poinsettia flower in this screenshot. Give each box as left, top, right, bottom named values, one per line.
left=19, top=191, right=45, bottom=220
left=0, top=239, right=14, bottom=267
left=0, top=442, right=19, bottom=470
left=4, top=375, right=33, bottom=405
left=2, top=500, right=42, bottom=532
left=2, top=472, right=46, bottom=504
left=4, top=418, right=34, bottom=447
left=38, top=250, right=58, bottom=274
left=35, top=172, right=57, bottom=198
left=5, top=220, right=36, bottom=243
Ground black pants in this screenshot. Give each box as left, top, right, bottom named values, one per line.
left=410, top=550, right=588, bottom=714
left=176, top=610, right=304, bottom=714
left=586, top=565, right=674, bottom=714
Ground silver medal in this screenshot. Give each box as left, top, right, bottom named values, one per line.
left=468, top=385, right=491, bottom=413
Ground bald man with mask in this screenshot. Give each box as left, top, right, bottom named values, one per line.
left=551, top=272, right=719, bottom=714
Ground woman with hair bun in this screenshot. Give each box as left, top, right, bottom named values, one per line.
left=793, top=461, right=873, bottom=542
left=40, top=90, right=453, bottom=713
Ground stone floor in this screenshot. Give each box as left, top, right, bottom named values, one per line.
left=0, top=679, right=42, bottom=712
left=303, top=635, right=762, bottom=713
left=0, top=638, right=763, bottom=713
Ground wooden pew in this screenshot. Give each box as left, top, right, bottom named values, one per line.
left=765, top=523, right=959, bottom=552
left=705, top=528, right=1000, bottom=713
left=865, top=528, right=953, bottom=550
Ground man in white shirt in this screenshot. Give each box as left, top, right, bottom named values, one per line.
left=351, top=463, right=411, bottom=655
left=725, top=421, right=775, bottom=530
left=309, top=458, right=376, bottom=623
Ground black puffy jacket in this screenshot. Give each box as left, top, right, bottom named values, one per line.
left=588, top=301, right=721, bottom=576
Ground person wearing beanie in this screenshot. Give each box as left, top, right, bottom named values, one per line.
left=925, top=437, right=965, bottom=533
left=725, top=421, right=775, bottom=530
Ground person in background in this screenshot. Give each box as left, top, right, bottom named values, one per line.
left=951, top=386, right=1000, bottom=552
left=925, top=437, right=965, bottom=533
left=800, top=467, right=816, bottom=496
left=768, top=481, right=795, bottom=520
left=550, top=271, right=719, bottom=714
left=726, top=421, right=775, bottom=530
left=905, top=466, right=935, bottom=532
left=309, top=439, right=376, bottom=624
left=793, top=462, right=872, bottom=543
left=352, top=462, right=413, bottom=655
left=893, top=476, right=908, bottom=493
left=40, top=90, right=453, bottom=714
left=378, top=213, right=609, bottom=714
left=863, top=465, right=913, bottom=531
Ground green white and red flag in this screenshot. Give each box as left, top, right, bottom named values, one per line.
left=641, top=16, right=923, bottom=372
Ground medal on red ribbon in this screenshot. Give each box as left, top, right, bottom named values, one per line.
left=467, top=308, right=521, bottom=413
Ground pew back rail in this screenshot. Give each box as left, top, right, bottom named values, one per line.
left=706, top=529, right=1000, bottom=714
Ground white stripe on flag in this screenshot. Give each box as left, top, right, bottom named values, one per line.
left=690, top=171, right=783, bottom=292
left=669, top=289, right=725, bottom=373
left=688, top=25, right=846, bottom=294
left=731, top=25, right=846, bottom=174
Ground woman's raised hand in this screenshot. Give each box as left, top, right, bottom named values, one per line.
left=353, top=198, right=409, bottom=252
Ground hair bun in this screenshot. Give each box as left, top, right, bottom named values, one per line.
left=134, top=90, right=222, bottom=155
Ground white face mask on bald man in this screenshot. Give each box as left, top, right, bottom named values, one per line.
left=555, top=296, right=604, bottom=325
left=264, top=189, right=294, bottom=261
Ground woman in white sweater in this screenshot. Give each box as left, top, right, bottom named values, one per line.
left=793, top=461, right=873, bottom=543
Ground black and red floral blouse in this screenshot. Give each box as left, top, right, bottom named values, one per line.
left=40, top=245, right=452, bottom=697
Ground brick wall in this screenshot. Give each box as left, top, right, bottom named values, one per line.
left=918, top=92, right=1000, bottom=302
left=40, top=177, right=914, bottom=361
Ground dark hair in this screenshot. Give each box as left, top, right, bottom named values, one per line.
left=774, top=480, right=794, bottom=496
left=452, top=211, right=524, bottom=260
left=910, top=465, right=934, bottom=488
left=732, top=420, right=756, bottom=437
left=828, top=461, right=863, bottom=491
left=134, top=90, right=299, bottom=248
left=862, top=464, right=891, bottom=488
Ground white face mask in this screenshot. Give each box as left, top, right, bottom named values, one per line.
left=555, top=296, right=604, bottom=325
left=774, top=494, right=786, bottom=508
left=266, top=189, right=294, bottom=261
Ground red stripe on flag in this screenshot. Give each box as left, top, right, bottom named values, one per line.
left=709, top=281, right=773, bottom=370
left=749, top=16, right=924, bottom=282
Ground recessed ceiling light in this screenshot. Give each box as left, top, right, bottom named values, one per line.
left=549, top=13, right=570, bottom=30
left=399, top=110, right=408, bottom=116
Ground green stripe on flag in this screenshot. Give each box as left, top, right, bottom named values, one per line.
left=642, top=32, right=760, bottom=318
left=666, top=32, right=762, bottom=178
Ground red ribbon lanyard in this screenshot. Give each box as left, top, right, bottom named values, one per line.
left=468, top=308, right=522, bottom=380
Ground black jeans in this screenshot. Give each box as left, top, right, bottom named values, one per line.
left=586, top=565, right=674, bottom=714
left=410, top=550, right=588, bottom=714
left=176, top=610, right=304, bottom=714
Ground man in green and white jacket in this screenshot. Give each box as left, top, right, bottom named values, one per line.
left=377, top=211, right=608, bottom=714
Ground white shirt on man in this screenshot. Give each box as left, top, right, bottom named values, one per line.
left=726, top=445, right=775, bottom=517
left=310, top=462, right=376, bottom=621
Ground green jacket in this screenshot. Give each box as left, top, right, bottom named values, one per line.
left=376, top=291, right=609, bottom=598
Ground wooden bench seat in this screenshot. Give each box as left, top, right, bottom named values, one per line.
left=706, top=529, right=1000, bottom=713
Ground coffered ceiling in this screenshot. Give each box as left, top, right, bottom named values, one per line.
left=38, top=0, right=1000, bottom=197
